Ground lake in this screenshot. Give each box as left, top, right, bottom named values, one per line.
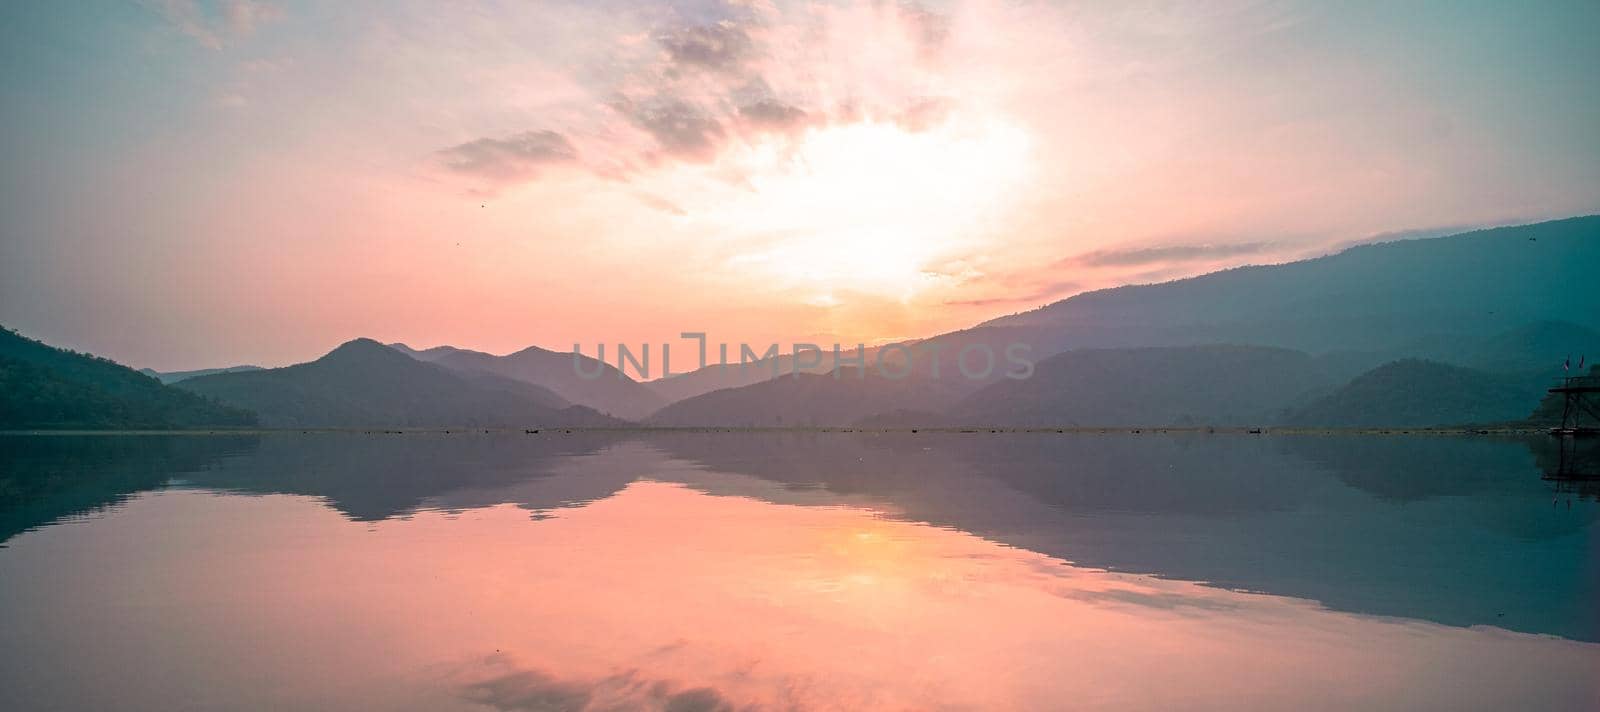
left=1, top=432, right=1596, bottom=710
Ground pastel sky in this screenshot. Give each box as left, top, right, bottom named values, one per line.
left=2, top=0, right=1597, bottom=370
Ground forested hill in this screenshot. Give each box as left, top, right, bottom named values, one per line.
left=0, top=326, right=257, bottom=429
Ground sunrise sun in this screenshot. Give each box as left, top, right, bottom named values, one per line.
left=657, top=111, right=1033, bottom=301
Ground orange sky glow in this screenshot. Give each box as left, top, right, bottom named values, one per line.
left=1, top=1, right=1597, bottom=369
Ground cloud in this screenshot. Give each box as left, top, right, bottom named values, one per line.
left=661, top=687, right=735, bottom=712
left=737, top=99, right=809, bottom=131
left=1057, top=586, right=1244, bottom=613
left=1067, top=241, right=1272, bottom=267
left=633, top=192, right=688, bottom=215
left=897, top=3, right=951, bottom=61
left=420, top=2, right=981, bottom=188
left=1308, top=222, right=1499, bottom=259
left=455, top=665, right=592, bottom=712
left=895, top=97, right=954, bottom=132
left=656, top=21, right=754, bottom=75
left=444, top=653, right=738, bottom=712
left=223, top=0, right=278, bottom=35
left=438, top=130, right=582, bottom=190
left=153, top=0, right=280, bottom=49
left=946, top=280, right=1079, bottom=308
left=436, top=130, right=578, bottom=183
left=615, top=99, right=726, bottom=162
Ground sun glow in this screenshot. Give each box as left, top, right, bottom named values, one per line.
left=669, top=113, right=1033, bottom=301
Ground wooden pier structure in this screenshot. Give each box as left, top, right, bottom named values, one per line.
left=1547, top=375, right=1600, bottom=438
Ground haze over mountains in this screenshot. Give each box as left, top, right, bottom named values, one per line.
left=952, top=345, right=1331, bottom=428
left=1281, top=360, right=1543, bottom=428
left=138, top=365, right=263, bottom=384
left=175, top=338, right=621, bottom=428
left=389, top=342, right=665, bottom=420
left=644, top=217, right=1596, bottom=428
left=650, top=369, right=969, bottom=428
left=643, top=353, right=841, bottom=404
left=3, top=217, right=1596, bottom=429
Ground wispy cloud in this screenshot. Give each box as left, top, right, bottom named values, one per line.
left=613, top=98, right=727, bottom=163
left=946, top=280, right=1079, bottom=308
left=737, top=99, right=810, bottom=132
left=152, top=0, right=280, bottom=49
left=632, top=192, right=687, bottom=216
left=426, top=0, right=966, bottom=187
left=444, top=652, right=739, bottom=712
left=1065, top=241, right=1273, bottom=268
left=895, top=97, right=955, bottom=132
left=435, top=130, right=579, bottom=185
left=898, top=2, right=952, bottom=61
left=1304, top=222, right=1504, bottom=259
left=656, top=21, right=755, bottom=75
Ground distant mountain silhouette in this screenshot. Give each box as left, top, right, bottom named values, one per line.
left=648, top=368, right=967, bottom=427
left=179, top=339, right=622, bottom=428
left=12, top=218, right=1596, bottom=430
left=647, top=355, right=811, bottom=404
left=641, top=346, right=889, bottom=404
left=391, top=343, right=664, bottom=420
left=1282, top=359, right=1540, bottom=427
left=637, top=219, right=1597, bottom=427
left=1402, top=321, right=1600, bottom=375
left=137, top=366, right=262, bottom=382
left=385, top=344, right=462, bottom=361
left=1, top=326, right=255, bottom=429
left=950, top=344, right=1330, bottom=427
left=138, top=365, right=263, bottom=384
left=969, top=217, right=1600, bottom=360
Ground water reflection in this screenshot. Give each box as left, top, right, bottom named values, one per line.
left=2, top=432, right=1597, bottom=642
left=1532, top=435, right=1600, bottom=499
left=1, top=432, right=1597, bottom=709
left=189, top=432, right=629, bottom=520
left=0, top=434, right=258, bottom=543
left=1, top=476, right=1595, bottom=711
left=654, top=432, right=1600, bottom=640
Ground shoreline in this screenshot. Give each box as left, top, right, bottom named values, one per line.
left=0, top=425, right=1555, bottom=437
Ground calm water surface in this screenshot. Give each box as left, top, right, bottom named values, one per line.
left=1, top=432, right=1597, bottom=710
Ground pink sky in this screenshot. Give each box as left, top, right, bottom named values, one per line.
left=1, top=1, right=1597, bottom=369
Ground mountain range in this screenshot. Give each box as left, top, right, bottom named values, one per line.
left=3, top=216, right=1595, bottom=429
left=1, top=327, right=254, bottom=429
left=985, top=216, right=1599, bottom=353
left=950, top=344, right=1331, bottom=427
left=138, top=365, right=263, bottom=384
left=649, top=368, right=969, bottom=427
left=388, top=342, right=665, bottom=420
left=175, top=338, right=622, bottom=428
left=1280, top=359, right=1544, bottom=428
left=639, top=218, right=1595, bottom=428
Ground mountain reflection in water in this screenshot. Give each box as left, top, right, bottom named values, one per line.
left=1, top=432, right=1596, bottom=711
